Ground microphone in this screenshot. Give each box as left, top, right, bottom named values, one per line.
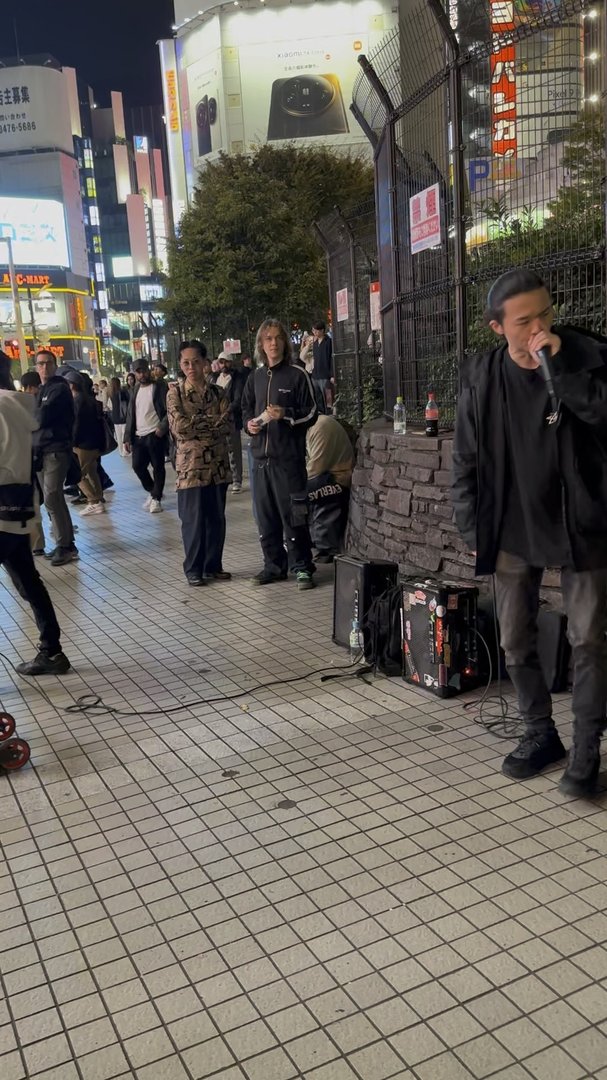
left=535, top=345, right=559, bottom=425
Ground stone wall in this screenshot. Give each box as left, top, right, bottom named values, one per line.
left=345, top=418, right=561, bottom=594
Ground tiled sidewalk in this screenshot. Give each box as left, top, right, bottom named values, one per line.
left=1, top=456, right=606, bottom=1080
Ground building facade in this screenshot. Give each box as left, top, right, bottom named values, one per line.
left=159, top=0, right=398, bottom=215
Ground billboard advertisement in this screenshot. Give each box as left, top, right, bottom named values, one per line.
left=0, top=66, right=73, bottom=155
left=0, top=197, right=69, bottom=268
left=167, top=0, right=395, bottom=199
left=238, top=36, right=363, bottom=146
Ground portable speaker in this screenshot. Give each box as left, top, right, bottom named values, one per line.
left=333, top=555, right=398, bottom=653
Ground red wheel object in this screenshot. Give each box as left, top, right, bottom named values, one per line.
left=0, top=738, right=31, bottom=770
left=0, top=713, right=16, bottom=741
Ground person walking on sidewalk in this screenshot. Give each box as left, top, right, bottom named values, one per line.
left=108, top=376, right=130, bottom=456
left=0, top=351, right=71, bottom=676
left=168, top=340, right=232, bottom=586
left=311, top=322, right=334, bottom=414
left=452, top=268, right=607, bottom=798
left=241, top=318, right=317, bottom=590
left=124, top=358, right=168, bottom=513
left=33, top=350, right=78, bottom=567
left=64, top=371, right=106, bottom=517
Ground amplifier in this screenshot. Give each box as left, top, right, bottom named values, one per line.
left=402, top=579, right=481, bottom=698
left=333, top=555, right=398, bottom=654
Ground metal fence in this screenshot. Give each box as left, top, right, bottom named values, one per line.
left=352, top=0, right=607, bottom=425
left=313, top=199, right=383, bottom=427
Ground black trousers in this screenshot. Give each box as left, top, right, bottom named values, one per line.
left=253, top=459, right=313, bottom=575
left=308, top=472, right=350, bottom=555
left=495, top=550, right=607, bottom=737
left=0, top=533, right=62, bottom=655
left=132, top=433, right=166, bottom=500
left=177, top=485, right=226, bottom=578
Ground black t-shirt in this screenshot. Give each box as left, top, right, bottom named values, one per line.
left=500, top=353, right=570, bottom=568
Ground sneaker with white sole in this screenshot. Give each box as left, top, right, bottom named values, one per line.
left=143, top=495, right=153, bottom=510
left=231, top=483, right=242, bottom=493
left=149, top=499, right=163, bottom=514
left=80, top=502, right=105, bottom=516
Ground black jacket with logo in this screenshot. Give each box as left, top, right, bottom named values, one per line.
left=452, top=326, right=607, bottom=574
left=241, top=358, right=317, bottom=464
left=33, top=375, right=74, bottom=454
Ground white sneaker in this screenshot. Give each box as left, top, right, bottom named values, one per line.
left=149, top=499, right=163, bottom=514
left=143, top=495, right=153, bottom=510
left=231, top=483, right=242, bottom=493
left=80, top=502, right=105, bottom=516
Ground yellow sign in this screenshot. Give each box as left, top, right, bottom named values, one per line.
left=166, top=70, right=180, bottom=133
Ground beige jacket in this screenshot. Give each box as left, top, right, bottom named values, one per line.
left=306, top=414, right=354, bottom=487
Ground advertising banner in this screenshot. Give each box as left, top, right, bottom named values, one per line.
left=0, top=66, right=73, bottom=155
left=410, top=184, right=441, bottom=255
left=0, top=197, right=69, bottom=268
left=238, top=33, right=366, bottom=147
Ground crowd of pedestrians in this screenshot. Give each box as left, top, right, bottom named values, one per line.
left=0, top=321, right=352, bottom=678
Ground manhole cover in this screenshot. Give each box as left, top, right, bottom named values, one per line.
left=277, top=799, right=297, bottom=810
left=427, top=723, right=444, bottom=732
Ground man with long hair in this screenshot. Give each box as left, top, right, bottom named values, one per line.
left=0, top=351, right=70, bottom=675
left=242, top=318, right=317, bottom=589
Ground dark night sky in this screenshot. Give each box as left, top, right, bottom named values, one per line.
left=0, top=0, right=175, bottom=105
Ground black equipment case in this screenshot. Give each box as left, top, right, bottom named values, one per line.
left=401, top=579, right=481, bottom=698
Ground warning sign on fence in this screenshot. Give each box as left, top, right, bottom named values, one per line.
left=410, top=183, right=441, bottom=255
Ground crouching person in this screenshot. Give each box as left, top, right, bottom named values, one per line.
left=306, top=414, right=354, bottom=563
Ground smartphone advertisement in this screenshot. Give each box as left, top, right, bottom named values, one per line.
left=238, top=34, right=366, bottom=147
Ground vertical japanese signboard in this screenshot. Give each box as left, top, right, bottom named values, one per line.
left=490, top=1, right=517, bottom=174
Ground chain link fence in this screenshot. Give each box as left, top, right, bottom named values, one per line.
left=352, top=0, right=606, bottom=426
left=313, top=199, right=383, bottom=427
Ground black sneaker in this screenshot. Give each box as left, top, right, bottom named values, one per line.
left=16, top=651, right=71, bottom=676
left=71, top=494, right=86, bottom=506
left=559, top=736, right=601, bottom=798
left=186, top=575, right=206, bottom=587
left=51, top=546, right=79, bottom=567
left=502, top=730, right=566, bottom=780
left=251, top=569, right=288, bottom=586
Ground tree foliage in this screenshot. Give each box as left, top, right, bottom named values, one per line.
left=161, top=144, right=373, bottom=351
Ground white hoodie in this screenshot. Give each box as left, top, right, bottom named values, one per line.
left=0, top=389, right=38, bottom=536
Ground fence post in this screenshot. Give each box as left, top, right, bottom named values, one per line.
left=428, top=0, right=467, bottom=367
left=339, top=212, right=364, bottom=428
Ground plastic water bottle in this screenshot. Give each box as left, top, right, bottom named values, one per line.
left=393, top=396, right=406, bottom=435
left=425, top=391, right=439, bottom=437
left=349, top=618, right=364, bottom=662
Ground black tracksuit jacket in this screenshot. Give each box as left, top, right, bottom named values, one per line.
left=241, top=358, right=317, bottom=466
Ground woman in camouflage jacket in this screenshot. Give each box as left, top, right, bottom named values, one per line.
left=167, top=340, right=233, bottom=586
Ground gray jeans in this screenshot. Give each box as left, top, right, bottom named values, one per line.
left=494, top=550, right=607, bottom=736
left=37, top=451, right=74, bottom=551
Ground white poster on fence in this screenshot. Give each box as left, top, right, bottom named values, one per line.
left=410, top=183, right=441, bottom=255
left=336, top=287, right=349, bottom=322
left=369, top=281, right=381, bottom=331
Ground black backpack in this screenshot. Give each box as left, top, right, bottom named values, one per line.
left=366, top=583, right=403, bottom=676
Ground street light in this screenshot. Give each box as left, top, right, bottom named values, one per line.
left=0, top=236, right=28, bottom=373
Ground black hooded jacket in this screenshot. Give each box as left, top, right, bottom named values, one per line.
left=452, top=326, right=607, bottom=574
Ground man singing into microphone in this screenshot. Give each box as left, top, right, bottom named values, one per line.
left=453, top=269, right=607, bottom=796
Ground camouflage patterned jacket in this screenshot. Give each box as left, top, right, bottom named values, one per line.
left=167, top=379, right=232, bottom=490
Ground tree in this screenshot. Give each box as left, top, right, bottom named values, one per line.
left=162, top=144, right=373, bottom=349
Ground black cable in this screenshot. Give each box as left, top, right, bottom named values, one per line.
left=462, top=578, right=524, bottom=740
left=0, top=648, right=368, bottom=722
